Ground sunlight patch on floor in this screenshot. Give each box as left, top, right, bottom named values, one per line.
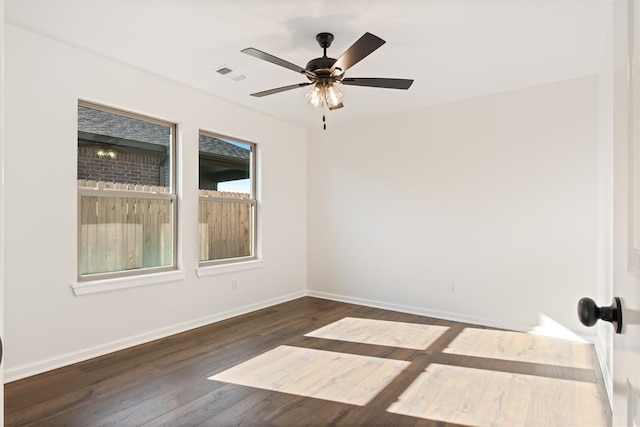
left=443, top=327, right=594, bottom=369
left=529, top=314, right=588, bottom=343
left=304, top=317, right=449, bottom=350
left=387, top=364, right=608, bottom=427
left=208, top=345, right=410, bottom=406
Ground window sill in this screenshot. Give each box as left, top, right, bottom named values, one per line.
left=196, top=260, right=263, bottom=277
left=72, top=270, right=187, bottom=296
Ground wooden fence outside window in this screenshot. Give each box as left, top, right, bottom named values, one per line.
left=78, top=180, right=251, bottom=275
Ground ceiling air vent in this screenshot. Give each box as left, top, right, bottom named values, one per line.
left=214, top=64, right=247, bottom=82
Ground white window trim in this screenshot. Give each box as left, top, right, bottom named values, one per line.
left=72, top=270, right=187, bottom=296
left=196, top=260, right=263, bottom=277
left=77, top=100, right=179, bottom=282
left=197, top=130, right=258, bottom=267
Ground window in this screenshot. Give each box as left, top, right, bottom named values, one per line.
left=198, top=131, right=256, bottom=265
left=77, top=101, right=177, bottom=280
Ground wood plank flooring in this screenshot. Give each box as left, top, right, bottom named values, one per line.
left=4, top=297, right=611, bottom=426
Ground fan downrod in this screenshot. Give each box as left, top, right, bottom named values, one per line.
left=306, top=32, right=338, bottom=78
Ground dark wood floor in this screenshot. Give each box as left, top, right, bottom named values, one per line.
left=5, top=297, right=609, bottom=426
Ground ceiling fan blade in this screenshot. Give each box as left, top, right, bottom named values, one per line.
left=330, top=33, right=385, bottom=75
left=250, top=82, right=313, bottom=97
left=341, top=78, right=414, bottom=90
left=242, top=48, right=316, bottom=78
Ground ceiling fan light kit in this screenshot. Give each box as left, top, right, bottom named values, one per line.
left=306, top=82, right=343, bottom=110
left=242, top=31, right=413, bottom=128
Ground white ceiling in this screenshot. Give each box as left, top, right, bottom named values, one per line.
left=6, top=0, right=612, bottom=130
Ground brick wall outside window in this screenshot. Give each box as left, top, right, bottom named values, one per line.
left=77, top=145, right=170, bottom=187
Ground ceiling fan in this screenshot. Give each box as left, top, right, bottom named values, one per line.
left=241, top=32, right=414, bottom=112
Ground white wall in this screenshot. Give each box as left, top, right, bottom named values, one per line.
left=3, top=25, right=307, bottom=380
left=308, top=76, right=599, bottom=332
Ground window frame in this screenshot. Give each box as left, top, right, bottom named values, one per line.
left=76, top=100, right=179, bottom=282
left=197, top=130, right=258, bottom=267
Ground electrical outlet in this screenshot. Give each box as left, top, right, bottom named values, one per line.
left=448, top=282, right=456, bottom=293
left=231, top=279, right=238, bottom=291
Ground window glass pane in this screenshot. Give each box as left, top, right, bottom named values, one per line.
left=199, top=197, right=253, bottom=261
left=199, top=134, right=251, bottom=193
left=78, top=103, right=176, bottom=278
left=78, top=105, right=172, bottom=187
left=79, top=191, right=174, bottom=275
left=198, top=133, right=256, bottom=264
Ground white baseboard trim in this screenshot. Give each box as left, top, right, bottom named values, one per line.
left=4, top=290, right=306, bottom=383
left=306, top=290, right=536, bottom=333
left=592, top=335, right=614, bottom=408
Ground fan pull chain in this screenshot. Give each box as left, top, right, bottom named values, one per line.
left=321, top=103, right=327, bottom=130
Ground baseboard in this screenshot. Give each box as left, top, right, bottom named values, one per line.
left=307, top=290, right=604, bottom=344
left=306, top=289, right=535, bottom=333
left=592, top=334, right=614, bottom=408
left=4, top=290, right=306, bottom=383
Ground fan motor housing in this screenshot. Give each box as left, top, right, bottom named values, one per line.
left=306, top=57, right=336, bottom=77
